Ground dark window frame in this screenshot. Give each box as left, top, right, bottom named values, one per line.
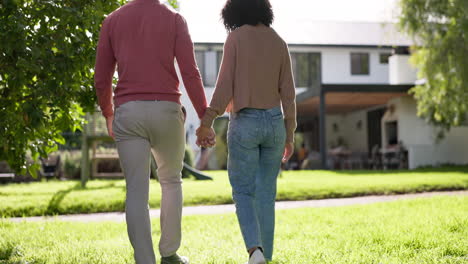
left=385, top=121, right=398, bottom=146
left=290, top=52, right=321, bottom=88
left=350, top=52, right=370, bottom=75
left=379, top=53, right=392, bottom=64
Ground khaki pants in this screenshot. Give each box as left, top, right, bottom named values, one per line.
left=113, top=100, right=186, bottom=264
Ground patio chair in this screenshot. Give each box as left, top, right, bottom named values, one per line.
left=397, top=145, right=409, bottom=169
left=368, top=145, right=382, bottom=170
left=40, top=155, right=62, bottom=180
left=343, top=152, right=367, bottom=170
left=382, top=143, right=408, bottom=170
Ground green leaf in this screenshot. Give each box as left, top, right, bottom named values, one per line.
left=399, top=0, right=468, bottom=133
left=28, top=163, right=41, bottom=179
left=0, top=0, right=124, bottom=173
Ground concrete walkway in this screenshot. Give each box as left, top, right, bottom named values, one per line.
left=8, top=191, right=467, bottom=223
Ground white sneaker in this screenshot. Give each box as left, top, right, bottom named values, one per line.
left=247, top=249, right=266, bottom=264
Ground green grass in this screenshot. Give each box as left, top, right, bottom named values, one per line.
left=1, top=195, right=467, bottom=263
left=1, top=167, right=468, bottom=217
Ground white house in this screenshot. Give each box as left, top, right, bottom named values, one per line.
left=176, top=0, right=468, bottom=169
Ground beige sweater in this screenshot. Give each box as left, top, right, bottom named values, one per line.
left=200, top=24, right=297, bottom=143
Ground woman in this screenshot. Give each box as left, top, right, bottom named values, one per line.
left=197, top=0, right=296, bottom=263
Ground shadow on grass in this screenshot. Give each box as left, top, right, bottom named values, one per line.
left=329, top=165, right=468, bottom=176
left=45, top=182, right=124, bottom=215
left=0, top=243, right=13, bottom=261
left=0, top=242, right=44, bottom=264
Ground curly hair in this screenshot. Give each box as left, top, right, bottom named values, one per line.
left=221, top=0, right=274, bottom=32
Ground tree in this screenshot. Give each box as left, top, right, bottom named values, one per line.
left=399, top=0, right=468, bottom=134
left=0, top=0, right=178, bottom=176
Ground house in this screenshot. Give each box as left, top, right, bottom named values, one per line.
left=176, top=0, right=468, bottom=169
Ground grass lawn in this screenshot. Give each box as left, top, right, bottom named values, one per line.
left=1, top=167, right=467, bottom=217
left=0, top=195, right=467, bottom=263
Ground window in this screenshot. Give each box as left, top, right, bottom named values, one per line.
left=385, top=121, right=398, bottom=145
left=194, top=50, right=224, bottom=87
left=351, top=53, right=370, bottom=75
left=194, top=51, right=205, bottom=83
left=290, top=53, right=321, bottom=88
left=380, top=53, right=392, bottom=64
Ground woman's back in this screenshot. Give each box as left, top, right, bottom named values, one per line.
left=202, top=23, right=296, bottom=143
left=198, top=2, right=297, bottom=260
left=229, top=24, right=286, bottom=110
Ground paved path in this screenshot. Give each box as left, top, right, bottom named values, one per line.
left=7, top=191, right=467, bottom=223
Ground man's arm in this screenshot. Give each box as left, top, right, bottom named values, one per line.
left=174, top=14, right=208, bottom=119
left=94, top=18, right=116, bottom=118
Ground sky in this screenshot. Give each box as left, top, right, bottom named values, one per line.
left=177, top=0, right=407, bottom=45
left=178, top=0, right=400, bottom=23
left=270, top=0, right=399, bottom=23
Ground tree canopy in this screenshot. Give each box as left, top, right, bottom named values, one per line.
left=0, top=0, right=177, bottom=175
left=399, top=0, right=468, bottom=132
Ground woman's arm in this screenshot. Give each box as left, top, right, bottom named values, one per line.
left=200, top=33, right=237, bottom=128
left=279, top=42, right=297, bottom=143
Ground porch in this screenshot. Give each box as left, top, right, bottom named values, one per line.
left=296, top=84, right=412, bottom=169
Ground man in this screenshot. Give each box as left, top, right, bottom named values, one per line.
left=94, top=0, right=214, bottom=263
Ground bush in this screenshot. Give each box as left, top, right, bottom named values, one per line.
left=61, top=150, right=82, bottom=179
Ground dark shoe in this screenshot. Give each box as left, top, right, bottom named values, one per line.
left=161, top=254, right=189, bottom=264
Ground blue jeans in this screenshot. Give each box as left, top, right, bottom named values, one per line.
left=227, top=107, right=286, bottom=260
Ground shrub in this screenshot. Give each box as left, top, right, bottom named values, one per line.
left=61, top=150, right=82, bottom=179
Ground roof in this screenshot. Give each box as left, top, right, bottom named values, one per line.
left=178, top=0, right=413, bottom=47
left=295, top=84, right=412, bottom=115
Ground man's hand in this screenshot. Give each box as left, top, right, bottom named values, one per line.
left=106, top=115, right=114, bottom=139
left=196, top=126, right=216, bottom=148
left=282, top=142, right=294, bottom=163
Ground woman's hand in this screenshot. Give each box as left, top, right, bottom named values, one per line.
left=196, top=126, right=216, bottom=148
left=282, top=142, right=294, bottom=163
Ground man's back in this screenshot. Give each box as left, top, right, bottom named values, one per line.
left=95, top=0, right=206, bottom=119
left=94, top=1, right=207, bottom=263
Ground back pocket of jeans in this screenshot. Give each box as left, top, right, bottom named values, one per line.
left=228, top=118, right=258, bottom=148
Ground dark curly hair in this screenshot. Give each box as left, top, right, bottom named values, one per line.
left=221, top=0, right=274, bottom=32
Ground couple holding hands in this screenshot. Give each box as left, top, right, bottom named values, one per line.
left=95, top=0, right=296, bottom=263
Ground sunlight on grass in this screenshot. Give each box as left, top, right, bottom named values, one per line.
left=0, top=196, right=466, bottom=263
left=0, top=169, right=467, bottom=217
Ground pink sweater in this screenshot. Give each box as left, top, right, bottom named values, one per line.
left=95, top=0, right=207, bottom=118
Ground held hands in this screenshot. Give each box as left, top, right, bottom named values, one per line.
left=196, top=126, right=216, bottom=148
left=196, top=126, right=292, bottom=161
